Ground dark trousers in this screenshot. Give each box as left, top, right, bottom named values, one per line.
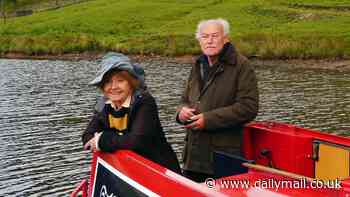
left=183, top=170, right=213, bottom=183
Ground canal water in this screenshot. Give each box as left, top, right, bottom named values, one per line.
left=0, top=59, right=349, bottom=196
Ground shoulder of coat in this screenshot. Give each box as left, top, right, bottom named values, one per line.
left=94, top=96, right=107, bottom=113
left=236, top=52, right=249, bottom=66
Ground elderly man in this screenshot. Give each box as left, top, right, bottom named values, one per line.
left=176, top=18, right=259, bottom=182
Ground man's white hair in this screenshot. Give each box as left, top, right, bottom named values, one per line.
left=195, top=18, right=230, bottom=40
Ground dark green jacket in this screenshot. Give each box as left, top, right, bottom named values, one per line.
left=180, top=43, right=259, bottom=174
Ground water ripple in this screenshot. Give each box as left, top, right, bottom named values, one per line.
left=0, top=59, right=349, bottom=196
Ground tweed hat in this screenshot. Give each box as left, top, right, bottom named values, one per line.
left=89, top=52, right=138, bottom=86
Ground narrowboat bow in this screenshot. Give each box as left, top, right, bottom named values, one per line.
left=71, top=121, right=350, bottom=196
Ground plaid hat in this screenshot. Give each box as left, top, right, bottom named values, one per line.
left=89, top=52, right=138, bottom=86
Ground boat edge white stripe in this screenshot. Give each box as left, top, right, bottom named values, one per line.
left=91, top=157, right=161, bottom=197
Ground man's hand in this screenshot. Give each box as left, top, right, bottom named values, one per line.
left=184, top=113, right=205, bottom=130
left=178, top=106, right=196, bottom=123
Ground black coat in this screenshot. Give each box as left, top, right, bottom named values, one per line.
left=82, top=90, right=181, bottom=174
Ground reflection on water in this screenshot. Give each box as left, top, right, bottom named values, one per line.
left=0, top=59, right=349, bottom=195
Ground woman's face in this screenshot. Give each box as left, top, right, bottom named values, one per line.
left=102, top=73, right=132, bottom=107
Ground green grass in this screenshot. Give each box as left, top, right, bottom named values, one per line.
left=0, top=0, right=350, bottom=59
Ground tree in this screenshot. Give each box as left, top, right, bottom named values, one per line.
left=1, top=0, right=6, bottom=24
left=0, top=0, right=17, bottom=24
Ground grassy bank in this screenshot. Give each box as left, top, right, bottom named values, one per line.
left=0, top=0, right=350, bottom=59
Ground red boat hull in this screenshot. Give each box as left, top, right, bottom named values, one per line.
left=72, top=121, right=350, bottom=197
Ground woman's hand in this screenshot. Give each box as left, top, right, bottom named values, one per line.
left=84, top=132, right=102, bottom=151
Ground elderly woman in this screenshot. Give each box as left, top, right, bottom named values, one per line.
left=82, top=52, right=181, bottom=174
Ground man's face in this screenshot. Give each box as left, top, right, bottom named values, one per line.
left=198, top=23, right=228, bottom=57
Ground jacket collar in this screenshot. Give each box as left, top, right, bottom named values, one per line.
left=196, top=42, right=237, bottom=67
left=105, top=95, right=131, bottom=110
left=194, top=42, right=238, bottom=99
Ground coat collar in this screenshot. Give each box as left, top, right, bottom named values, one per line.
left=193, top=42, right=238, bottom=100
left=105, top=95, right=131, bottom=110
left=196, top=42, right=237, bottom=67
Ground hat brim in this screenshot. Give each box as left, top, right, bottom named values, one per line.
left=89, top=62, right=137, bottom=86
